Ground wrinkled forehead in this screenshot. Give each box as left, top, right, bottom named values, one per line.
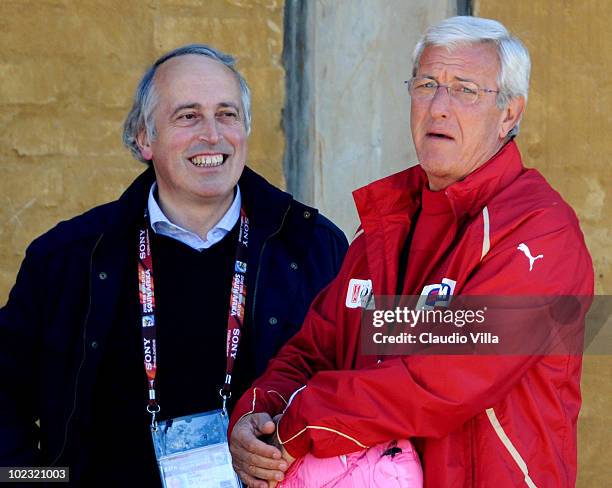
left=416, top=42, right=500, bottom=80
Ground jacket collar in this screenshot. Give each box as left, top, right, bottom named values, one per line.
left=109, top=165, right=293, bottom=238
left=444, top=139, right=524, bottom=220
left=354, top=140, right=524, bottom=227
left=238, top=166, right=294, bottom=239
left=352, top=140, right=525, bottom=295
left=112, top=165, right=156, bottom=231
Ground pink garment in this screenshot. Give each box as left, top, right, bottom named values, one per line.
left=279, top=440, right=422, bottom=487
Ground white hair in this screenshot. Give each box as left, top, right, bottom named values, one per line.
left=412, top=16, right=531, bottom=137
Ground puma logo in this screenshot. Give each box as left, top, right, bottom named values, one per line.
left=517, top=243, right=544, bottom=271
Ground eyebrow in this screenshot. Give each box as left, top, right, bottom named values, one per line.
left=170, top=103, right=200, bottom=118
left=454, top=75, right=477, bottom=83
left=419, top=74, right=477, bottom=83
left=218, top=102, right=241, bottom=113
left=170, top=102, right=241, bottom=118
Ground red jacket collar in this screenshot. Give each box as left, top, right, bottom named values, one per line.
left=353, top=140, right=524, bottom=228
left=351, top=140, right=525, bottom=296
left=445, top=140, right=524, bottom=219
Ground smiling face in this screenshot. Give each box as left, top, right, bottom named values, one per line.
left=410, top=43, right=524, bottom=190
left=137, top=54, right=247, bottom=212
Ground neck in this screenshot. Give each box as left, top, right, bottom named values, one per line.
left=156, top=188, right=235, bottom=240
left=427, top=139, right=509, bottom=191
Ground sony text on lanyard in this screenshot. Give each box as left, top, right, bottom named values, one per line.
left=137, top=208, right=249, bottom=426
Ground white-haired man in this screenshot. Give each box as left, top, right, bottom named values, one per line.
left=229, top=16, right=593, bottom=487
left=0, top=44, right=347, bottom=486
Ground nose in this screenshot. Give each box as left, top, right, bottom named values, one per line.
left=429, top=85, right=451, bottom=119
left=198, top=117, right=221, bottom=145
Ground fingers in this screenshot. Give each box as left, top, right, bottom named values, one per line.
left=230, top=413, right=289, bottom=484
left=235, top=469, right=269, bottom=488
left=242, top=463, right=285, bottom=484
left=231, top=426, right=283, bottom=463
left=231, top=440, right=288, bottom=483
left=255, top=418, right=276, bottom=436
left=231, top=441, right=287, bottom=472
left=250, top=412, right=273, bottom=427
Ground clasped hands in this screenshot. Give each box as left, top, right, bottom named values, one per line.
left=230, top=413, right=296, bottom=488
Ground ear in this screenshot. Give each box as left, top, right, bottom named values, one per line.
left=136, top=129, right=153, bottom=161
left=499, top=96, right=526, bottom=139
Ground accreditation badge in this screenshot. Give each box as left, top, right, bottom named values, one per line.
left=151, top=410, right=241, bottom=488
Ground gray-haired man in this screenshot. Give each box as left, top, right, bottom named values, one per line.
left=229, top=16, right=593, bottom=488
left=0, top=44, right=347, bottom=486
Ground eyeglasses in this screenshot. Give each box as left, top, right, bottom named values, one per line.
left=406, top=77, right=499, bottom=105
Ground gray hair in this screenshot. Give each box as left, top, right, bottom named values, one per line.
left=412, top=16, right=530, bottom=137
left=123, top=44, right=252, bottom=164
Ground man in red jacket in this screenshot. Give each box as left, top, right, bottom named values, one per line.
left=229, top=16, right=594, bottom=488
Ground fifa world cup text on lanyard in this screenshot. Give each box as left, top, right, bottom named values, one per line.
left=137, top=208, right=250, bottom=428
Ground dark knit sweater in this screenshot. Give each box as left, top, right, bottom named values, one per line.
left=84, top=223, right=254, bottom=486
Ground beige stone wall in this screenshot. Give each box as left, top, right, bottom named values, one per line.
left=475, top=2, right=611, bottom=485
left=475, top=0, right=611, bottom=294
left=0, top=0, right=285, bottom=303
left=306, top=0, right=456, bottom=236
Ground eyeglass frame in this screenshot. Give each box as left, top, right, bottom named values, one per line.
left=405, top=77, right=500, bottom=105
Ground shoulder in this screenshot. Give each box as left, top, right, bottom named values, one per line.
left=290, top=199, right=347, bottom=247
left=487, top=168, right=586, bottom=248
left=240, top=166, right=348, bottom=252
left=25, top=201, right=120, bottom=260
left=275, top=200, right=348, bottom=273
left=474, top=169, right=593, bottom=295
left=25, top=168, right=152, bottom=261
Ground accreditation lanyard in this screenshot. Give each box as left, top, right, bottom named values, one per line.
left=137, top=208, right=250, bottom=426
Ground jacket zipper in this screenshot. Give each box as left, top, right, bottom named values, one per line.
left=51, top=233, right=104, bottom=466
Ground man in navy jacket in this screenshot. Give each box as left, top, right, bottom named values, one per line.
left=0, top=44, right=347, bottom=486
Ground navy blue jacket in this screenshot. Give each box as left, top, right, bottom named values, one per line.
left=0, top=166, right=347, bottom=475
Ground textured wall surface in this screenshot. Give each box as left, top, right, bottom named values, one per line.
left=476, top=0, right=611, bottom=294
left=0, top=0, right=285, bottom=303
left=475, top=2, right=611, bottom=486
left=306, top=0, right=457, bottom=235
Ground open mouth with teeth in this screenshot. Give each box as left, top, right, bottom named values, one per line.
left=189, top=154, right=228, bottom=167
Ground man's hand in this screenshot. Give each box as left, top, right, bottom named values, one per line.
left=230, top=413, right=289, bottom=488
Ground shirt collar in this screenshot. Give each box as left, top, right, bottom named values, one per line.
left=147, top=182, right=241, bottom=251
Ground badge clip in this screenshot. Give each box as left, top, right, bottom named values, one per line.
left=219, top=388, right=232, bottom=417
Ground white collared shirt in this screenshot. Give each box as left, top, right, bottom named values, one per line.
left=147, top=182, right=241, bottom=251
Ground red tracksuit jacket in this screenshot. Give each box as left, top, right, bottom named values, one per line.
left=230, top=141, right=594, bottom=487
